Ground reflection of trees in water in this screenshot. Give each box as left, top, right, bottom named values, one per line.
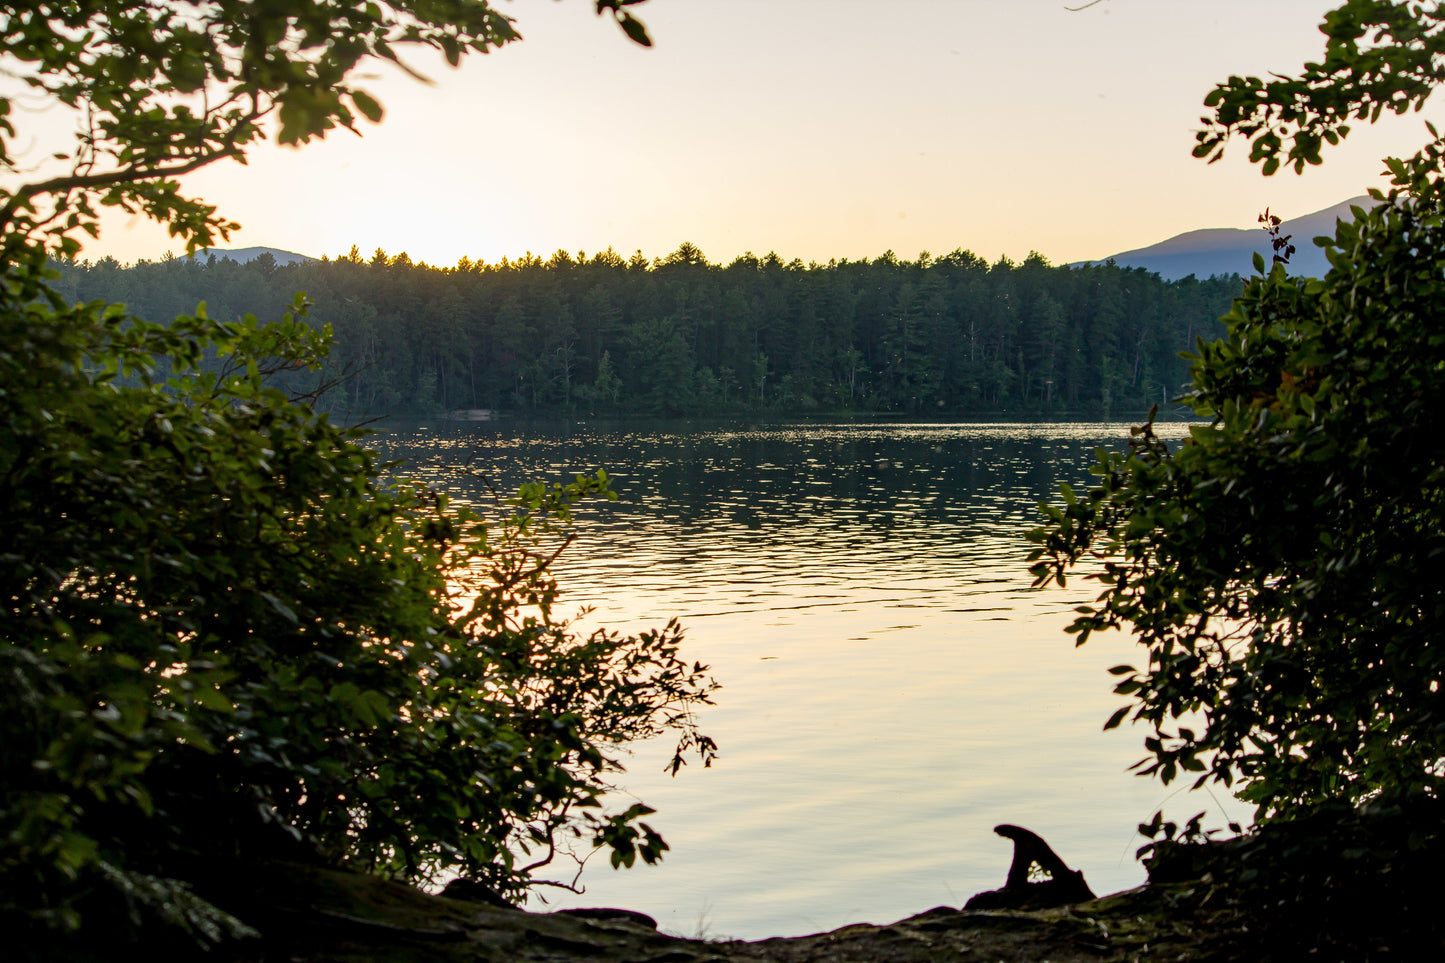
left=368, top=422, right=1129, bottom=540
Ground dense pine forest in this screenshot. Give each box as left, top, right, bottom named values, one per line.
left=52, top=244, right=1240, bottom=418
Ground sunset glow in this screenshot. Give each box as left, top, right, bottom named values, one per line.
left=77, top=0, right=1442, bottom=267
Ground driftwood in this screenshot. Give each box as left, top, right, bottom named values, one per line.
left=963, top=824, right=1097, bottom=911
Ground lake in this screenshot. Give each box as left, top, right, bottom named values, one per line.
left=365, top=418, right=1250, bottom=940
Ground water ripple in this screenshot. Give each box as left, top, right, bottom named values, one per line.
left=366, top=419, right=1245, bottom=939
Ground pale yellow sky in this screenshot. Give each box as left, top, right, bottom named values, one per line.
left=70, top=0, right=1444, bottom=266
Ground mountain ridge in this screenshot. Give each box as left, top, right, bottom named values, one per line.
left=1079, top=195, right=1377, bottom=280
left=186, top=245, right=315, bottom=266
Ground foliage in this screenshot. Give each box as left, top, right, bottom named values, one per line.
left=1141, top=795, right=1445, bottom=960
left=0, top=0, right=721, bottom=952
left=1030, top=1, right=1445, bottom=819
left=0, top=248, right=716, bottom=942
left=0, top=0, right=649, bottom=260
left=52, top=247, right=1237, bottom=418
left=1031, top=10, right=1445, bottom=952
left=1194, top=0, right=1445, bottom=175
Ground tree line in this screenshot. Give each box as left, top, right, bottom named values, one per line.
left=52, top=243, right=1240, bottom=418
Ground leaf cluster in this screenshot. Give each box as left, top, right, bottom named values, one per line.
left=1194, top=0, right=1445, bottom=174
left=0, top=248, right=716, bottom=949
left=1030, top=185, right=1445, bottom=813
left=0, top=1, right=707, bottom=951
left=1141, top=794, right=1445, bottom=959
left=1033, top=0, right=1445, bottom=826
left=0, top=1, right=652, bottom=260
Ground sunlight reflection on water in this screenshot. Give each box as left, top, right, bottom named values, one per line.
left=367, top=420, right=1249, bottom=940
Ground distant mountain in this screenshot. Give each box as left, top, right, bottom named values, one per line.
left=187, top=246, right=314, bottom=266
left=1081, top=196, right=1377, bottom=280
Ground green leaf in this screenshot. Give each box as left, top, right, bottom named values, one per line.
left=617, top=11, right=652, bottom=46
left=351, top=89, right=384, bottom=123
left=192, top=686, right=234, bottom=713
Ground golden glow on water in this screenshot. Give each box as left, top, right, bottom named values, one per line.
left=371, top=421, right=1250, bottom=939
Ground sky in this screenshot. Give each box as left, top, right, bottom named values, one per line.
left=51, top=0, right=1445, bottom=267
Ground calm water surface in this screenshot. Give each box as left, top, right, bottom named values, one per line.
left=367, top=420, right=1248, bottom=940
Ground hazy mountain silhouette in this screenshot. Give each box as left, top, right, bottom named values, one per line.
left=187, top=246, right=314, bottom=266
left=1080, top=196, right=1377, bottom=280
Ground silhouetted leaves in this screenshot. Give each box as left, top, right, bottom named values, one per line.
left=1032, top=0, right=1445, bottom=828
left=0, top=257, right=718, bottom=947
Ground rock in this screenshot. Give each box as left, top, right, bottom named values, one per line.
left=40, top=859, right=1220, bottom=962
left=440, top=877, right=518, bottom=909
left=556, top=907, right=659, bottom=929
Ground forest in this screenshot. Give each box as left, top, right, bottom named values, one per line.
left=51, top=244, right=1240, bottom=418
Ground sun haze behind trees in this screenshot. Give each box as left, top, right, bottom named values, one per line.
left=1030, top=0, right=1445, bottom=946
left=0, top=1, right=722, bottom=955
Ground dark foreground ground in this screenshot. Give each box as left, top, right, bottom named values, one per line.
left=202, top=863, right=1226, bottom=963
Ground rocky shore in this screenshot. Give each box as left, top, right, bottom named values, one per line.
left=49, top=813, right=1445, bottom=961
left=204, top=862, right=1215, bottom=963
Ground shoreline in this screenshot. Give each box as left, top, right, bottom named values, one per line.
left=136, top=862, right=1210, bottom=963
